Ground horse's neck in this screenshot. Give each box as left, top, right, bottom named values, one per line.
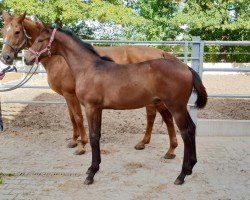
left=23, top=19, right=40, bottom=47
left=54, top=31, right=99, bottom=78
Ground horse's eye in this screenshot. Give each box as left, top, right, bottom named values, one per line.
left=38, top=39, right=43, bottom=42
left=15, top=31, right=20, bottom=35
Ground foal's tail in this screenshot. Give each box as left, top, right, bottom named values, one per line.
left=189, top=67, right=207, bottom=109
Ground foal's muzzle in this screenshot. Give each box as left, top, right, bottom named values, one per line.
left=24, top=57, right=35, bottom=66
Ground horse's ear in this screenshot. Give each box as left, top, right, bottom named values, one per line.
left=17, top=12, right=26, bottom=23
left=2, top=11, right=12, bottom=23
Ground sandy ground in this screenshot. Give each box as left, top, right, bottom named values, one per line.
left=0, top=74, right=249, bottom=199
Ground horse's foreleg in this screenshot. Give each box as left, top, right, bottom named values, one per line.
left=65, top=96, right=79, bottom=148
left=65, top=95, right=88, bottom=155
left=134, top=105, right=156, bottom=150
left=156, top=103, right=178, bottom=159
left=172, top=108, right=196, bottom=185
left=84, top=106, right=102, bottom=185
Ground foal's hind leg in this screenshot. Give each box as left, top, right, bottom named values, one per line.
left=155, top=103, right=178, bottom=159
left=65, top=94, right=88, bottom=155
left=134, top=105, right=156, bottom=150
left=171, top=107, right=197, bottom=185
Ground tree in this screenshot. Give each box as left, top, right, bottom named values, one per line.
left=127, top=0, right=182, bottom=40
left=3, top=0, right=145, bottom=39
left=168, top=0, right=250, bottom=62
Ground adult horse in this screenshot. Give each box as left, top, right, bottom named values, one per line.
left=1, top=12, right=178, bottom=158
left=24, top=27, right=207, bottom=185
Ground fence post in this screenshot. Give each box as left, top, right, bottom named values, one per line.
left=189, top=36, right=204, bottom=125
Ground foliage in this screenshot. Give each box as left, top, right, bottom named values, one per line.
left=1, top=0, right=250, bottom=62
left=127, top=0, right=182, bottom=40
left=168, top=0, right=250, bottom=62
left=3, top=0, right=145, bottom=39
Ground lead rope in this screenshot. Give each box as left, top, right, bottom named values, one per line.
left=0, top=63, right=39, bottom=92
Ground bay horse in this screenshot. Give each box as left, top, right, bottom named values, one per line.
left=1, top=12, right=178, bottom=158
left=24, top=27, right=207, bottom=185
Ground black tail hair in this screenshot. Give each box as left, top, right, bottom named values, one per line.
left=189, top=67, right=207, bottom=109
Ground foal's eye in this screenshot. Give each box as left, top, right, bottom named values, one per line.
left=38, top=39, right=43, bottom=42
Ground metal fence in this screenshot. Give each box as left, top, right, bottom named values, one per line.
left=1, top=36, right=250, bottom=124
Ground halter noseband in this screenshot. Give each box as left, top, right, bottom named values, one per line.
left=3, top=24, right=32, bottom=54
left=28, top=28, right=57, bottom=64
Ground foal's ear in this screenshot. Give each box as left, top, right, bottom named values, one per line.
left=17, top=12, right=26, bottom=23
left=36, top=21, right=44, bottom=31
left=2, top=11, right=12, bottom=23
left=40, top=20, right=51, bottom=31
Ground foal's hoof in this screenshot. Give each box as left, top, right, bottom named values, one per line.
left=164, top=152, right=176, bottom=159
left=74, top=145, right=86, bottom=155
left=174, top=178, right=184, bottom=185
left=67, top=140, right=77, bottom=148
left=84, top=178, right=94, bottom=185
left=134, top=142, right=145, bottom=150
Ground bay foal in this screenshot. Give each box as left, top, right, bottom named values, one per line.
left=1, top=12, right=177, bottom=158
left=25, top=27, right=207, bottom=185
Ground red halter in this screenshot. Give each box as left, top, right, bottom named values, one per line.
left=28, top=28, right=57, bottom=64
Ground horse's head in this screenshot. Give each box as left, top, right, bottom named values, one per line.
left=1, top=11, right=27, bottom=65
left=24, top=26, right=56, bottom=65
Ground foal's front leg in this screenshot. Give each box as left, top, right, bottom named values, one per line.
left=84, top=106, right=102, bottom=185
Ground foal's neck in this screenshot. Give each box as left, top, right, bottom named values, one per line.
left=54, top=31, right=100, bottom=77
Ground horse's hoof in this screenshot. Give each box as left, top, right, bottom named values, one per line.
left=186, top=169, right=192, bottom=175
left=134, top=142, right=145, bottom=150
left=74, top=146, right=86, bottom=155
left=174, top=178, right=184, bottom=185
left=84, top=178, right=94, bottom=185
left=67, top=140, right=77, bottom=148
left=164, top=152, right=176, bottom=159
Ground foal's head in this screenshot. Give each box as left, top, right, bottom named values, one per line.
left=24, top=27, right=55, bottom=65
left=1, top=11, right=27, bottom=65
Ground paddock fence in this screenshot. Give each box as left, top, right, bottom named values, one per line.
left=0, top=36, right=250, bottom=125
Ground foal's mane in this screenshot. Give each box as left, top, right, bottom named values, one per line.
left=57, top=28, right=113, bottom=62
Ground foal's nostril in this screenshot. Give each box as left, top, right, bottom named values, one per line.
left=24, top=58, right=30, bottom=65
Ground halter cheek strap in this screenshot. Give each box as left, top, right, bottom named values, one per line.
left=3, top=24, right=32, bottom=54
left=28, top=28, right=57, bottom=64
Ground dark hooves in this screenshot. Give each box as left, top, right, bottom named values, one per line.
left=84, top=178, right=94, bottom=185
left=164, top=153, right=176, bottom=159
left=174, top=178, right=185, bottom=185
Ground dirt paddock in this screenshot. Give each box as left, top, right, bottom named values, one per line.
left=0, top=74, right=249, bottom=199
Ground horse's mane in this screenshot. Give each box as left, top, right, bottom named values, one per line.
left=57, top=28, right=113, bottom=62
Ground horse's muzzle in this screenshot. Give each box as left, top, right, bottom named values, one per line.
left=1, top=52, right=14, bottom=65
